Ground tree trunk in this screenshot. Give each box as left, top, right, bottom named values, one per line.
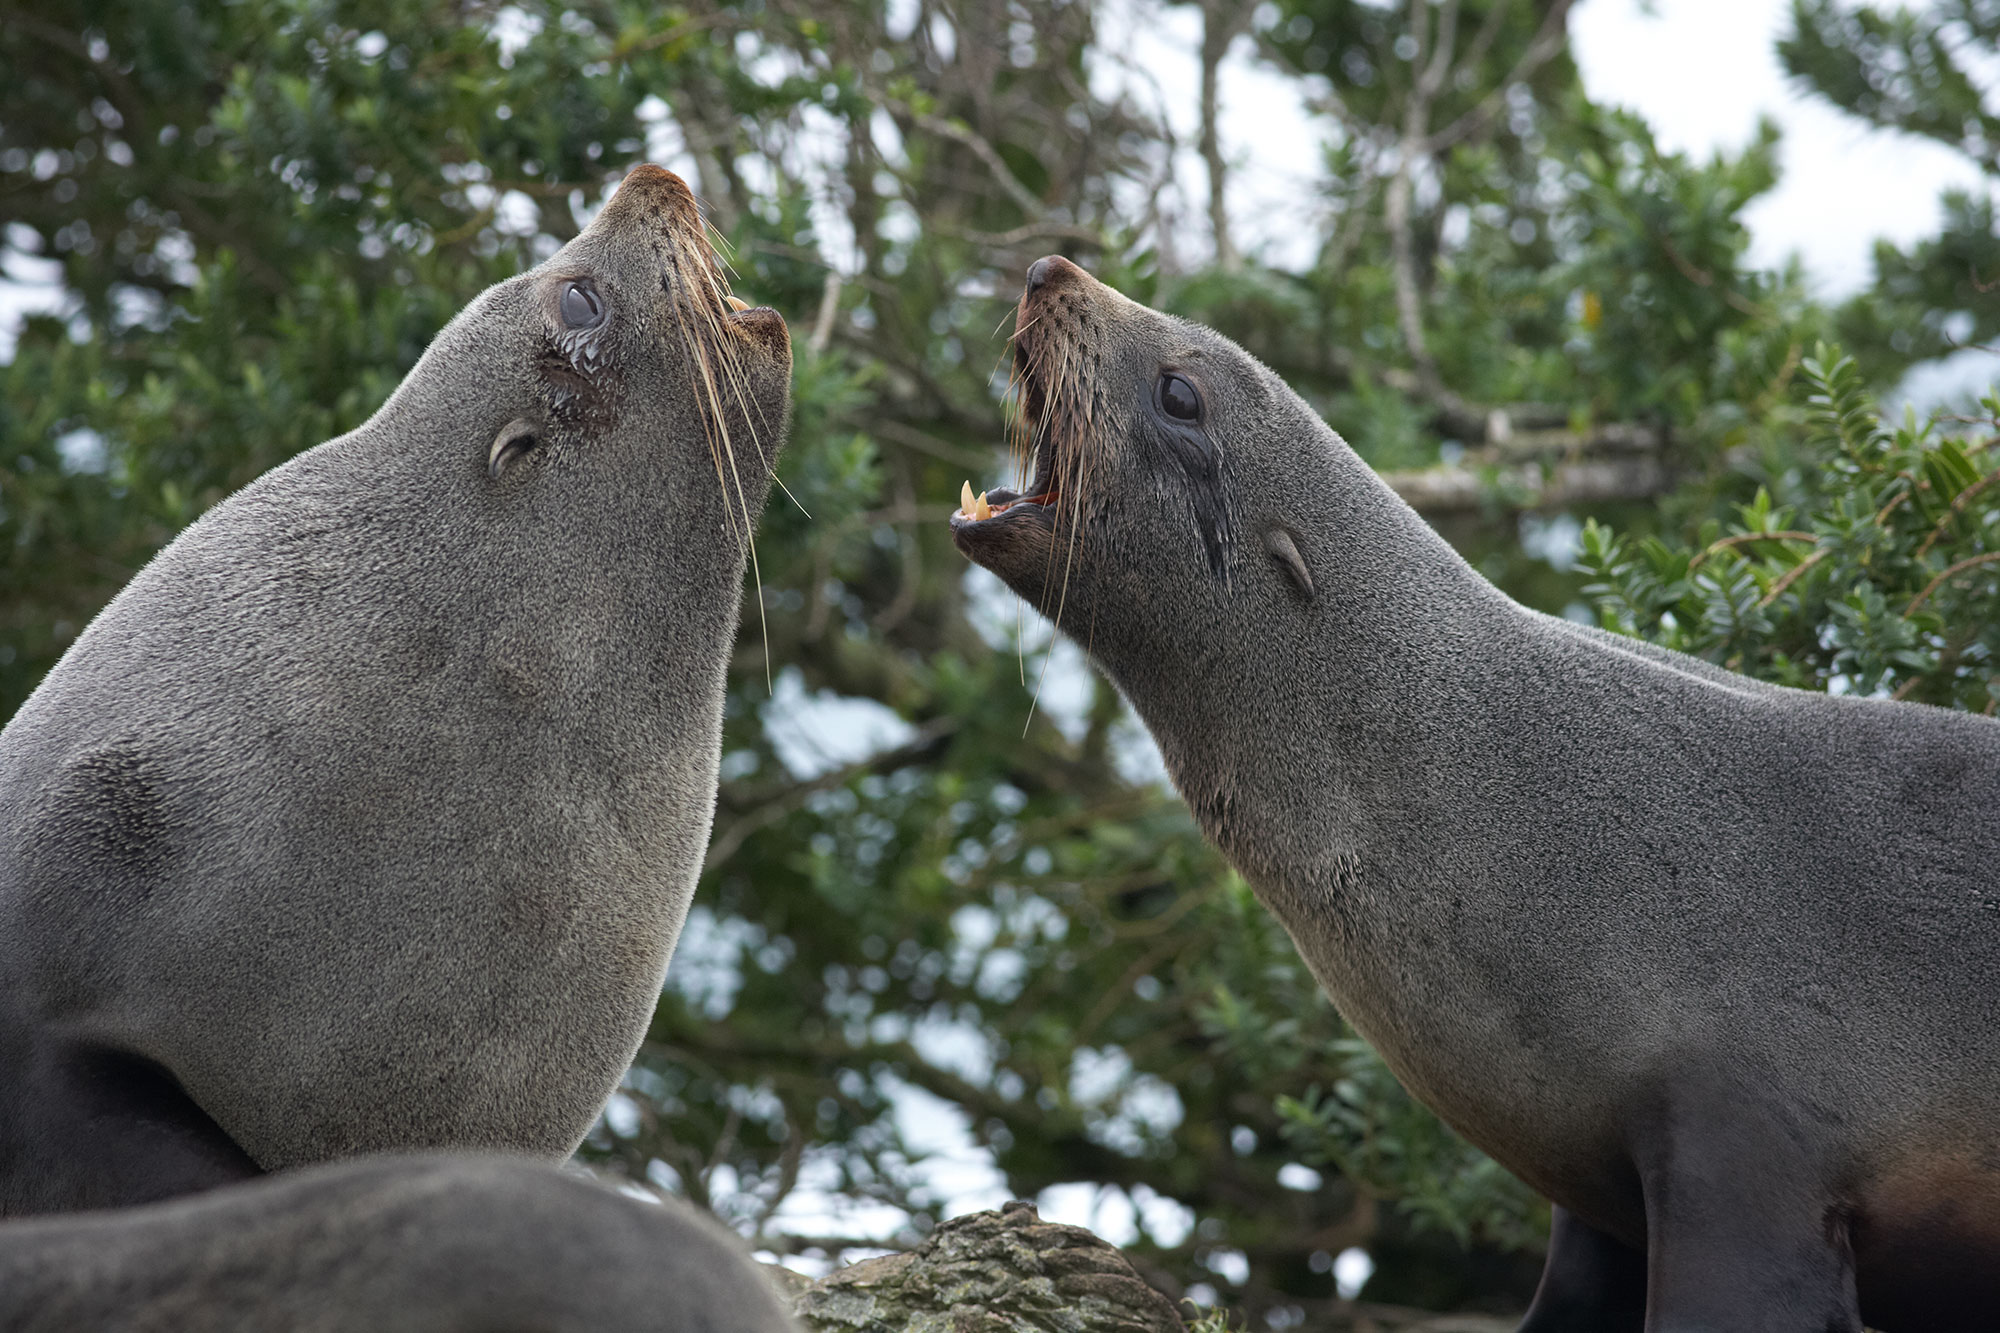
left=1198, top=0, right=1257, bottom=272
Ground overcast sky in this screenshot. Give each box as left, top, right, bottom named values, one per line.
left=1149, top=0, right=1996, bottom=300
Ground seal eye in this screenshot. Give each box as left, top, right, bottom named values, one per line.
left=1159, top=373, right=1200, bottom=422
left=560, top=280, right=604, bottom=330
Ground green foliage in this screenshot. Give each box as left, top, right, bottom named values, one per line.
left=1782, top=0, right=2000, bottom=381
left=1581, top=344, right=2000, bottom=706
left=1782, top=0, right=2000, bottom=173
left=1277, top=1040, right=1546, bottom=1253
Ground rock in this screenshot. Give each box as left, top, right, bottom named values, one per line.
left=787, top=1200, right=1185, bottom=1333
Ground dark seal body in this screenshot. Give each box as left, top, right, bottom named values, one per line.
left=0, top=1154, right=798, bottom=1332
left=952, top=256, right=2000, bottom=1331
left=0, top=165, right=792, bottom=1214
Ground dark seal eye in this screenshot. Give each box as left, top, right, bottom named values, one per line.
left=1159, top=372, right=1200, bottom=421
left=560, top=280, right=604, bottom=330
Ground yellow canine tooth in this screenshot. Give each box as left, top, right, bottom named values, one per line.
left=961, top=480, right=976, bottom=516
left=974, top=491, right=993, bottom=522
left=725, top=295, right=750, bottom=312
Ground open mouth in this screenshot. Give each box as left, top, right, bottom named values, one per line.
left=951, top=349, right=1062, bottom=533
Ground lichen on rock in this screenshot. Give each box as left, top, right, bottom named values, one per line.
left=786, top=1200, right=1185, bottom=1333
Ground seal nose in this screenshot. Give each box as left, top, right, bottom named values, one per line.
left=1024, top=255, right=1085, bottom=296
left=592, top=163, right=701, bottom=235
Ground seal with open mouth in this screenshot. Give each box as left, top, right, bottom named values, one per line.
left=0, top=165, right=792, bottom=1214
left=952, top=255, right=2000, bottom=1332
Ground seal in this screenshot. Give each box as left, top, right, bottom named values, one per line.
left=0, top=164, right=793, bottom=1215
left=950, top=255, right=2000, bottom=1332
left=0, top=1153, right=798, bottom=1331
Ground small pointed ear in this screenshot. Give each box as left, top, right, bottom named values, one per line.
left=488, top=418, right=540, bottom=479
left=1264, top=526, right=1314, bottom=599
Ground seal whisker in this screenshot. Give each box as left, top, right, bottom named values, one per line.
left=658, top=222, right=787, bottom=686
left=683, top=308, right=775, bottom=693
left=1025, top=341, right=1094, bottom=734
left=683, top=254, right=809, bottom=522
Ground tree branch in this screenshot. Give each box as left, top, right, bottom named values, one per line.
left=881, top=95, right=1046, bottom=219
left=705, top=717, right=961, bottom=873
left=1425, top=0, right=1577, bottom=154
left=1385, top=454, right=1670, bottom=514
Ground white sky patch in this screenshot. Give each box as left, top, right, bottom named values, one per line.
left=1131, top=1182, right=1196, bottom=1246
left=887, top=1076, right=1014, bottom=1215
left=1334, top=1245, right=1375, bottom=1298
left=1892, top=345, right=2000, bottom=414
left=957, top=564, right=1097, bottom=743
left=761, top=664, right=918, bottom=780
left=54, top=427, right=108, bottom=474
left=636, top=96, right=705, bottom=195
left=760, top=1149, right=913, bottom=1251
left=1205, top=1246, right=1251, bottom=1286
left=910, top=1013, right=997, bottom=1085
left=750, top=1075, right=1013, bottom=1260
left=489, top=6, right=543, bottom=59
left=0, top=226, right=70, bottom=364
left=1037, top=1181, right=1141, bottom=1245
left=492, top=188, right=541, bottom=238
left=1571, top=0, right=1997, bottom=300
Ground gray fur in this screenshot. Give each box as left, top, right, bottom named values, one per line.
left=954, top=257, right=2000, bottom=1331
left=0, top=1154, right=798, bottom=1331
left=0, top=165, right=792, bottom=1214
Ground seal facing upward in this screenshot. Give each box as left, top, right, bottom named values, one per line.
left=952, top=255, right=2000, bottom=1332
left=0, top=165, right=792, bottom=1214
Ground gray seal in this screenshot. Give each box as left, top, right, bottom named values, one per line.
left=0, top=1153, right=798, bottom=1331
left=0, top=165, right=792, bottom=1215
left=951, top=255, right=2000, bottom=1332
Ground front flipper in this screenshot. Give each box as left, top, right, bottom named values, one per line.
left=0, top=1022, right=259, bottom=1217
left=1517, top=1206, right=1646, bottom=1333
left=1633, top=1080, right=1862, bottom=1333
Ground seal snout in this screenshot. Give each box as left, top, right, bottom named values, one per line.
left=1024, top=254, right=1087, bottom=298
left=950, top=255, right=1092, bottom=559
left=599, top=163, right=702, bottom=231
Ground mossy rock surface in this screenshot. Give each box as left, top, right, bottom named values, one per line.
left=786, top=1200, right=1185, bottom=1333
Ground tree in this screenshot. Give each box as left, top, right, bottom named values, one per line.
left=1781, top=0, right=2000, bottom=379
left=1581, top=348, right=2000, bottom=708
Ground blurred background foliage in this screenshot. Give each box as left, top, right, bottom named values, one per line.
left=2, top=0, right=1997, bottom=1326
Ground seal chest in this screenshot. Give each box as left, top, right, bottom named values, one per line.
left=0, top=164, right=793, bottom=1215
left=951, top=255, right=2000, bottom=1331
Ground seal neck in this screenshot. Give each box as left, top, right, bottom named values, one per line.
left=1107, top=425, right=1538, bottom=950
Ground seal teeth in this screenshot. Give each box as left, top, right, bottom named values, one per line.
left=725, top=295, right=750, bottom=312
left=958, top=480, right=995, bottom=521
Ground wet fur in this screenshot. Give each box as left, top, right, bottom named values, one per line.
left=0, top=165, right=793, bottom=1214
left=955, top=258, right=2000, bottom=1332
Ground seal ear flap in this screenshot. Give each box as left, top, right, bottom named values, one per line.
left=488, top=419, right=540, bottom=479
left=1264, top=526, right=1314, bottom=600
